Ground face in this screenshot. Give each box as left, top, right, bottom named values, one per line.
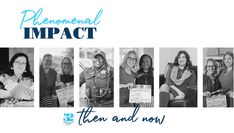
left=127, top=53, right=137, bottom=68
left=43, top=56, right=52, bottom=70
left=62, top=58, right=72, bottom=74
left=206, top=61, right=215, bottom=75
left=141, top=56, right=151, bottom=70
left=178, top=53, right=187, bottom=66
left=93, top=55, right=104, bottom=69
left=224, top=54, right=233, bottom=67
left=13, top=56, right=27, bottom=77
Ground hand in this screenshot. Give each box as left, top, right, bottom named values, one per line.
left=227, top=91, right=234, bottom=98
left=181, top=70, right=191, bottom=80
left=52, top=95, right=58, bottom=100
left=16, top=90, right=34, bottom=100
left=57, top=82, right=65, bottom=87
left=126, top=83, right=134, bottom=89
left=203, top=91, right=211, bottom=97
left=20, top=78, right=33, bottom=88
left=55, top=82, right=65, bottom=90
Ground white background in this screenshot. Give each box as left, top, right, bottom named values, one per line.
left=0, top=0, right=234, bottom=132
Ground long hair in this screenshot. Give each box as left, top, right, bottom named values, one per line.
left=204, top=58, right=218, bottom=75
left=120, top=50, right=139, bottom=71
left=5, top=53, right=34, bottom=80
left=138, top=54, right=153, bottom=76
left=222, top=52, right=233, bottom=69
left=173, top=50, right=192, bottom=69
left=60, top=56, right=74, bottom=76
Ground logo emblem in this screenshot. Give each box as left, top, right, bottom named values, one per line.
left=63, top=113, right=74, bottom=125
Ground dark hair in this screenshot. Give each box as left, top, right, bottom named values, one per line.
left=173, top=50, right=192, bottom=68
left=42, top=54, right=52, bottom=61
left=222, top=52, right=233, bottom=68
left=5, top=53, right=34, bottom=80
left=138, top=54, right=153, bottom=76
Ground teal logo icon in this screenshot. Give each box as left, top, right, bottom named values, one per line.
left=63, top=113, right=74, bottom=125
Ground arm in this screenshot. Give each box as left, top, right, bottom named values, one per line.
left=56, top=73, right=61, bottom=84
left=119, top=66, right=135, bottom=89
left=120, top=83, right=134, bottom=89
left=0, top=89, right=10, bottom=98
left=203, top=75, right=211, bottom=97
left=80, top=71, right=86, bottom=87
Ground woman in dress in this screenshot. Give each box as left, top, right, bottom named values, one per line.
left=159, top=50, right=196, bottom=107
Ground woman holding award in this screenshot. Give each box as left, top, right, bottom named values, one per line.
left=203, top=58, right=220, bottom=97
left=119, top=50, right=139, bottom=107
left=135, top=54, right=154, bottom=107
left=56, top=56, right=74, bottom=107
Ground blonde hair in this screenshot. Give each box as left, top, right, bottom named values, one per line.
left=60, top=56, right=74, bottom=76
left=120, top=50, right=139, bottom=71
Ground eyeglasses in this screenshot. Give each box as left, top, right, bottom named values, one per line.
left=63, top=62, right=72, bottom=65
left=207, top=65, right=215, bottom=68
left=127, top=57, right=137, bottom=61
left=14, top=61, right=26, bottom=65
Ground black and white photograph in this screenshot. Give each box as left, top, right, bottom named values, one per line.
left=119, top=48, right=154, bottom=107
left=40, top=48, right=74, bottom=107
left=159, top=48, right=197, bottom=107
left=0, top=48, right=34, bottom=107
left=203, top=48, right=233, bottom=107
left=79, top=48, right=114, bottom=107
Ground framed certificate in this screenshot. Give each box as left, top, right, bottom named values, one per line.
left=56, top=86, right=74, bottom=106
left=206, top=94, right=227, bottom=107
left=129, top=85, right=151, bottom=103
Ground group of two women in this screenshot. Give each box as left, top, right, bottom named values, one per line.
left=120, top=51, right=154, bottom=107
left=203, top=52, right=233, bottom=107
left=40, top=54, right=74, bottom=107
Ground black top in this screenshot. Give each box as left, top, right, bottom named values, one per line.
left=60, top=74, right=74, bottom=84
left=203, top=74, right=220, bottom=93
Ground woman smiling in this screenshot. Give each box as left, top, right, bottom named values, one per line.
left=159, top=50, right=196, bottom=107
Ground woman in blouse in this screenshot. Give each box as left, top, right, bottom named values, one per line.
left=218, top=52, right=233, bottom=107
left=0, top=53, right=34, bottom=107
left=119, top=50, right=139, bottom=107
